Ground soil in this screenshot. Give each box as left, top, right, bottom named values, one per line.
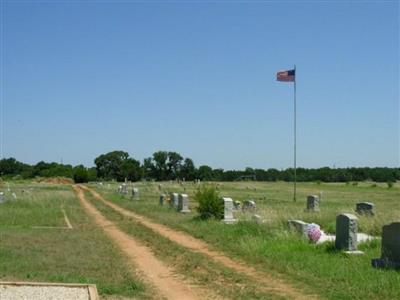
left=83, top=185, right=318, bottom=300
left=37, top=177, right=74, bottom=184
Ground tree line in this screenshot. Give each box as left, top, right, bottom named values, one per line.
left=0, top=150, right=399, bottom=183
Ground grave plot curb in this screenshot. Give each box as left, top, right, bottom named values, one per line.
left=0, top=281, right=99, bottom=300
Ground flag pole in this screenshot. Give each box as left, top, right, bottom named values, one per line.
left=293, top=64, right=297, bottom=202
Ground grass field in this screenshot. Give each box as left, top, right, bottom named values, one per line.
left=0, top=180, right=399, bottom=299
left=0, top=181, right=155, bottom=299
left=90, top=180, right=400, bottom=300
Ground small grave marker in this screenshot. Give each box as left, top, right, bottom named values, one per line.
left=288, top=220, right=309, bottom=237
left=355, top=202, right=374, bottom=216
left=306, top=195, right=320, bottom=212
left=0, top=192, right=5, bottom=204
left=242, top=200, right=256, bottom=211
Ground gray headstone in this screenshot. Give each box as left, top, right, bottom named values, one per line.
left=335, top=213, right=359, bottom=252
left=178, top=194, right=190, bottom=213
left=355, top=202, right=374, bottom=216
left=233, top=200, right=241, bottom=210
left=121, top=183, right=128, bottom=195
left=159, top=194, right=165, bottom=205
left=288, top=220, right=309, bottom=237
left=0, top=192, right=5, bottom=204
left=11, top=192, right=17, bottom=200
left=222, top=197, right=237, bottom=224
left=372, top=222, right=400, bottom=269
left=306, top=195, right=320, bottom=212
left=170, top=193, right=179, bottom=208
left=132, top=188, right=139, bottom=199
left=242, top=200, right=256, bottom=211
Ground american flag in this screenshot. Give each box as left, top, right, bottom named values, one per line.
left=277, top=69, right=295, bottom=82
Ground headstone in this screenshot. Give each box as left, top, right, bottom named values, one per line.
left=178, top=194, right=190, bottom=213
left=306, top=195, right=320, bottom=212
left=0, top=192, right=5, bottom=204
left=222, top=197, right=237, bottom=224
left=233, top=200, right=241, bottom=210
left=11, top=192, right=17, bottom=200
left=372, top=222, right=400, bottom=269
left=132, top=188, right=139, bottom=199
left=121, top=183, right=128, bottom=195
left=355, top=202, right=374, bottom=216
left=252, top=214, right=262, bottom=224
left=158, top=184, right=162, bottom=191
left=159, top=194, right=166, bottom=205
left=288, top=220, right=309, bottom=237
left=335, top=213, right=362, bottom=253
left=242, top=200, right=256, bottom=211
left=170, top=193, right=179, bottom=208
left=117, top=185, right=122, bottom=193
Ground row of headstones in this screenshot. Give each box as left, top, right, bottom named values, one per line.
left=306, top=195, right=375, bottom=215
left=158, top=194, right=255, bottom=222
left=289, top=215, right=400, bottom=269
left=0, top=191, right=18, bottom=203
left=117, top=184, right=139, bottom=199
left=159, top=193, right=190, bottom=213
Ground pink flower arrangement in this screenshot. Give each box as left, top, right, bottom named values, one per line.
left=306, top=223, right=322, bottom=242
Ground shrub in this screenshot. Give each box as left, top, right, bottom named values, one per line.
left=352, top=182, right=358, bottom=186
left=194, top=185, right=223, bottom=220
left=387, top=181, right=394, bottom=189
left=73, top=166, right=89, bottom=183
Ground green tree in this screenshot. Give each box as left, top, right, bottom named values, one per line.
left=73, top=165, right=89, bottom=183
left=94, top=151, right=131, bottom=181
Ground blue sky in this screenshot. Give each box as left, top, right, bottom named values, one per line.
left=2, top=1, right=399, bottom=169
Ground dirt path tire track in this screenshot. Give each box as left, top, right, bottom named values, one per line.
left=83, top=185, right=319, bottom=300
left=73, top=185, right=207, bottom=300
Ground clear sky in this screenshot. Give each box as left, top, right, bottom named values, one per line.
left=1, top=1, right=399, bottom=169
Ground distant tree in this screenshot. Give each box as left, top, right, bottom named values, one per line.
left=121, top=158, right=142, bottom=181
left=87, top=167, right=98, bottom=182
left=152, top=151, right=169, bottom=180
left=167, top=151, right=183, bottom=179
left=94, top=151, right=131, bottom=181
left=198, top=165, right=213, bottom=181
left=180, top=158, right=196, bottom=181
left=73, top=165, right=89, bottom=183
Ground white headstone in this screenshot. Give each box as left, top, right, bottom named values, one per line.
left=222, top=197, right=237, bottom=224
left=178, top=194, right=190, bottom=213
left=170, top=193, right=179, bottom=208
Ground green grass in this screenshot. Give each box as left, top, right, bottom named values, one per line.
left=91, top=180, right=400, bottom=300
left=0, top=182, right=154, bottom=299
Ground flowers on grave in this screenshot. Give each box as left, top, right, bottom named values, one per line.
left=306, top=223, right=322, bottom=243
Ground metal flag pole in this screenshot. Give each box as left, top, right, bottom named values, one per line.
left=293, top=64, right=297, bottom=202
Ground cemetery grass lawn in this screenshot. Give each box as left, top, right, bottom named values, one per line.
left=0, top=182, right=155, bottom=299
left=84, top=190, right=285, bottom=300
left=92, top=181, right=400, bottom=300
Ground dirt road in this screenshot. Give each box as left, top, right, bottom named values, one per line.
left=83, top=185, right=318, bottom=300
left=73, top=185, right=209, bottom=300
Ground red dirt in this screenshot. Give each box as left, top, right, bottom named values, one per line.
left=37, top=177, right=74, bottom=184
left=73, top=185, right=208, bottom=300
left=83, top=185, right=319, bottom=300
